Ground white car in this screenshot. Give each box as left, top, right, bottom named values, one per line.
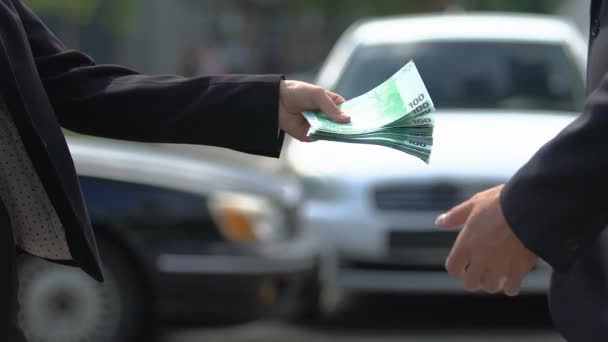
left=285, top=14, right=587, bottom=296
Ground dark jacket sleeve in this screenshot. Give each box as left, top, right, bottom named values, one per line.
left=13, top=0, right=285, bottom=158
left=501, top=75, right=608, bottom=273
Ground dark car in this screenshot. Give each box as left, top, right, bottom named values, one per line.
left=17, top=137, right=326, bottom=342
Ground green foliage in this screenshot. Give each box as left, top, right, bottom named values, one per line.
left=26, top=0, right=134, bottom=32
left=98, top=0, right=135, bottom=33
left=293, top=0, right=565, bottom=14
left=462, top=0, right=565, bottom=13
left=26, top=0, right=102, bottom=23
left=291, top=0, right=445, bottom=14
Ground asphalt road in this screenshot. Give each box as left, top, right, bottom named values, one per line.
left=161, top=294, right=563, bottom=342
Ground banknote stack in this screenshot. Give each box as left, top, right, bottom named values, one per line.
left=303, top=61, right=435, bottom=163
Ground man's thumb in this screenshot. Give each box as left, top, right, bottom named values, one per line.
left=435, top=201, right=473, bottom=229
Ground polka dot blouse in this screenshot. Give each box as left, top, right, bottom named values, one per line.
left=0, top=99, right=71, bottom=260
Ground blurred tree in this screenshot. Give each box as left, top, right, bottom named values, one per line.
left=26, top=0, right=133, bottom=48
left=294, top=0, right=564, bottom=14
left=462, top=0, right=565, bottom=12
left=292, top=0, right=453, bottom=14
left=27, top=0, right=102, bottom=24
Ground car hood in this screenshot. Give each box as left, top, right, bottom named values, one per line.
left=67, top=136, right=300, bottom=204
left=286, top=111, right=576, bottom=180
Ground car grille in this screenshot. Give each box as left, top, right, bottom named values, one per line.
left=374, top=183, right=464, bottom=211
left=374, top=183, right=500, bottom=212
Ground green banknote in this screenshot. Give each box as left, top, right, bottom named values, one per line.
left=303, top=61, right=435, bottom=163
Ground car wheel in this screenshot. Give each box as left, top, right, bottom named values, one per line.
left=292, top=273, right=323, bottom=321
left=290, top=266, right=342, bottom=322
left=17, top=238, right=148, bottom=342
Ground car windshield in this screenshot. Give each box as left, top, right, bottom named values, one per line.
left=335, top=41, right=585, bottom=113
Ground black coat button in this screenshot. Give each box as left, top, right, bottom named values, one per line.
left=592, top=19, right=600, bottom=37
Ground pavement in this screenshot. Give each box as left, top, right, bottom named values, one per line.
left=161, top=293, right=564, bottom=342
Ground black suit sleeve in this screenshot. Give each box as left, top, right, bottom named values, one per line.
left=12, top=0, right=284, bottom=158
left=501, top=75, right=608, bottom=273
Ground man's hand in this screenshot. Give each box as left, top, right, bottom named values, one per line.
left=435, top=185, right=538, bottom=296
left=279, top=80, right=350, bottom=142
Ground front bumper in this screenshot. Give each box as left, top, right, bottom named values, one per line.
left=152, top=229, right=322, bottom=322
left=334, top=263, right=551, bottom=294
left=301, top=182, right=551, bottom=294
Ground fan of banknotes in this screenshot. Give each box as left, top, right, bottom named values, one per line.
left=303, top=61, right=435, bottom=163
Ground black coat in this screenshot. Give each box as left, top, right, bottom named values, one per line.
left=0, top=0, right=284, bottom=282
left=502, top=0, right=608, bottom=339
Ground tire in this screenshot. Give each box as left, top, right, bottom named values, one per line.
left=17, top=237, right=149, bottom=342
left=292, top=274, right=323, bottom=322
left=288, top=252, right=345, bottom=323
left=292, top=279, right=347, bottom=323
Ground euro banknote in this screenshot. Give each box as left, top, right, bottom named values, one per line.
left=303, top=61, right=435, bottom=163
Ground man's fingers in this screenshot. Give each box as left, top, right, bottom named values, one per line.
left=286, top=117, right=312, bottom=142
left=503, top=264, right=527, bottom=297
left=327, top=91, right=346, bottom=105
left=316, top=90, right=350, bottom=123
left=504, top=274, right=524, bottom=297
left=481, top=270, right=507, bottom=294
left=436, top=200, right=474, bottom=229
left=463, top=262, right=484, bottom=292
left=445, top=235, right=470, bottom=278
left=296, top=125, right=312, bottom=143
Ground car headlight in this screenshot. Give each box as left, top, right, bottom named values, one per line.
left=209, top=193, right=286, bottom=243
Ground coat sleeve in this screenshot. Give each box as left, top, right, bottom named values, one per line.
left=501, top=74, right=608, bottom=273
left=12, top=0, right=285, bottom=158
